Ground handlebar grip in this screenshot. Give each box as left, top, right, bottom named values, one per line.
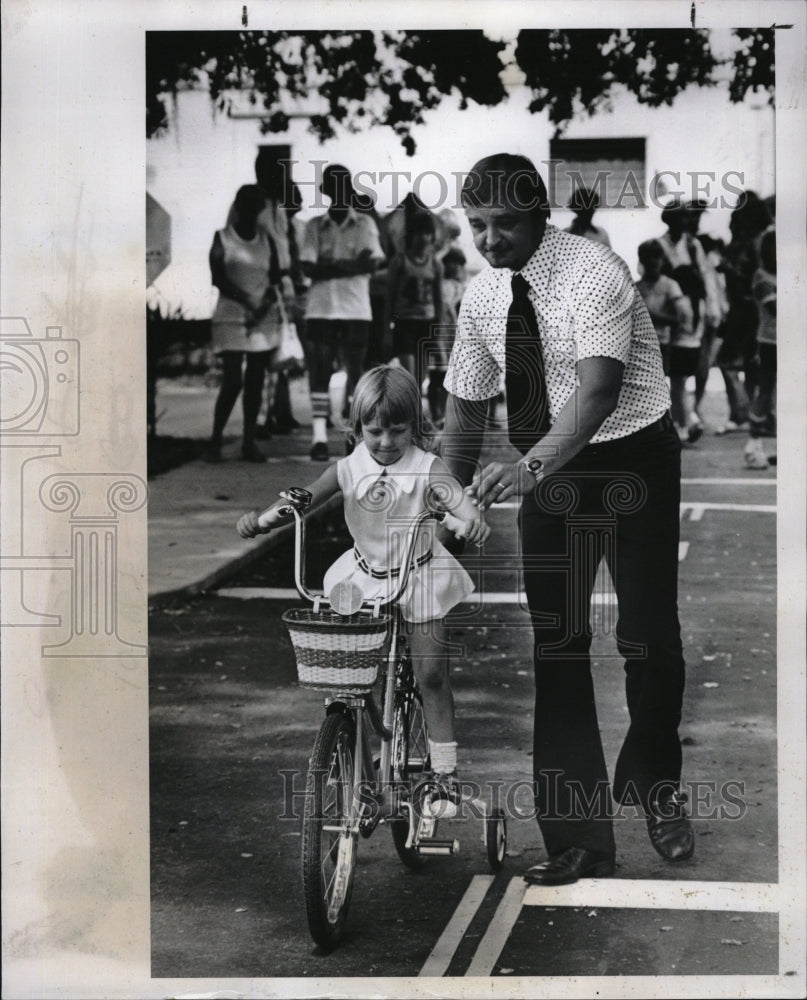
left=257, top=504, right=292, bottom=529
left=440, top=511, right=467, bottom=538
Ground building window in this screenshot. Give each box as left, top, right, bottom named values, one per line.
left=548, top=137, right=647, bottom=210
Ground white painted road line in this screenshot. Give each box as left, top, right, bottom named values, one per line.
left=217, top=587, right=621, bottom=605
left=218, top=587, right=301, bottom=600
left=681, top=478, right=776, bottom=486
left=523, top=878, right=779, bottom=914
left=465, top=876, right=527, bottom=977
left=682, top=502, right=777, bottom=521
left=452, top=877, right=779, bottom=979
left=418, top=875, right=496, bottom=977
left=491, top=499, right=776, bottom=513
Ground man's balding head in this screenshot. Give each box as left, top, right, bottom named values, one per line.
left=461, top=154, right=550, bottom=271
left=461, top=154, right=551, bottom=223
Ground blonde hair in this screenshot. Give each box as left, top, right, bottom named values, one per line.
left=349, top=365, right=433, bottom=449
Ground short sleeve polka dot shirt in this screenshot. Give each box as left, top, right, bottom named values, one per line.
left=445, top=225, right=670, bottom=442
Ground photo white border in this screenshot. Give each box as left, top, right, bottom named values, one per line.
left=1, top=1, right=805, bottom=997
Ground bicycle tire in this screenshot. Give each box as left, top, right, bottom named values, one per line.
left=390, top=644, right=431, bottom=869
left=486, top=808, right=507, bottom=871
left=301, top=711, right=358, bottom=948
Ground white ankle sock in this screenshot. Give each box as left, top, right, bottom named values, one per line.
left=429, top=740, right=457, bottom=775
left=312, top=417, right=327, bottom=444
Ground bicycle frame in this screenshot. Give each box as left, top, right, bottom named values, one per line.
left=280, top=491, right=452, bottom=830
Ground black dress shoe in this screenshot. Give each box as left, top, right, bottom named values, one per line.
left=523, top=846, right=615, bottom=886
left=646, top=791, right=695, bottom=862
left=310, top=441, right=329, bottom=462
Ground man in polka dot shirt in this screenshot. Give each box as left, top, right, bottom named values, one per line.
left=442, top=153, right=694, bottom=885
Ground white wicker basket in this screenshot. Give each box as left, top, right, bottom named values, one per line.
left=282, top=608, right=391, bottom=693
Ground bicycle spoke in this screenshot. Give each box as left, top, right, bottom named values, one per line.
left=390, top=649, right=432, bottom=869
left=302, top=714, right=359, bottom=947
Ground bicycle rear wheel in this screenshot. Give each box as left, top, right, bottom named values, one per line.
left=390, top=644, right=431, bottom=869
left=301, top=711, right=358, bottom=948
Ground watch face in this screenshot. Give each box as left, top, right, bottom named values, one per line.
left=527, top=458, right=543, bottom=474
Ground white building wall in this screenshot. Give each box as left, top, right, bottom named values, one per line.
left=147, top=75, right=774, bottom=317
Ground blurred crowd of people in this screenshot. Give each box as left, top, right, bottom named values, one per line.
left=633, top=190, right=776, bottom=469
left=204, top=153, right=776, bottom=471
left=204, top=151, right=468, bottom=464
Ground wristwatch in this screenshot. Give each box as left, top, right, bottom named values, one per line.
left=522, top=457, right=546, bottom=483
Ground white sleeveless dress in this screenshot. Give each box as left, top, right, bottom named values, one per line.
left=322, top=442, right=475, bottom=623
left=211, top=226, right=280, bottom=353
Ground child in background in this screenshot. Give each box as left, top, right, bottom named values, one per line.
left=237, top=365, right=490, bottom=815
left=692, top=233, right=729, bottom=427
left=744, top=228, right=777, bottom=469
left=670, top=263, right=707, bottom=443
left=385, top=214, right=443, bottom=421
left=428, top=246, right=467, bottom=429
left=637, top=239, right=701, bottom=443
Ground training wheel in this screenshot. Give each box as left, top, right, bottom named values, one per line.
left=485, top=808, right=507, bottom=871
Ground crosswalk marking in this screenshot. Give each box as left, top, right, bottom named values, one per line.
left=418, top=875, right=496, bottom=977
left=426, top=876, right=780, bottom=978
left=464, top=876, right=527, bottom=977
left=522, top=877, right=779, bottom=913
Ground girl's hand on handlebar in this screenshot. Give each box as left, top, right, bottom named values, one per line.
left=462, top=511, right=491, bottom=547
left=237, top=510, right=272, bottom=539
left=441, top=510, right=490, bottom=547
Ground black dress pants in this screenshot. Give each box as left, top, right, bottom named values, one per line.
left=520, top=418, right=686, bottom=858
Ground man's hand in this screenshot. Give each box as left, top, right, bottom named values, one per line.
left=467, top=461, right=536, bottom=510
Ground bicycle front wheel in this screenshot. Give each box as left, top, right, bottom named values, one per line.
left=301, top=711, right=358, bottom=948
left=390, top=644, right=431, bottom=869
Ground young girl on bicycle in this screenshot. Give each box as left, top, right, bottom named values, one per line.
left=237, top=364, right=489, bottom=814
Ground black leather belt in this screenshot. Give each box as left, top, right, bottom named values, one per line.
left=354, top=547, right=433, bottom=579
left=633, top=411, right=675, bottom=437
left=650, top=411, right=675, bottom=433
left=593, top=411, right=675, bottom=448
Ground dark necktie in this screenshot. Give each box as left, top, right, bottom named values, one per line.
left=505, top=272, right=550, bottom=454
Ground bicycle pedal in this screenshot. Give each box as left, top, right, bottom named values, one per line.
left=400, top=801, right=438, bottom=850
left=416, top=813, right=438, bottom=842
left=417, top=838, right=460, bottom=857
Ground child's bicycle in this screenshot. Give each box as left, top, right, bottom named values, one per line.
left=272, top=487, right=507, bottom=949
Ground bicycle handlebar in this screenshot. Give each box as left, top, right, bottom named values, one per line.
left=274, top=487, right=470, bottom=608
